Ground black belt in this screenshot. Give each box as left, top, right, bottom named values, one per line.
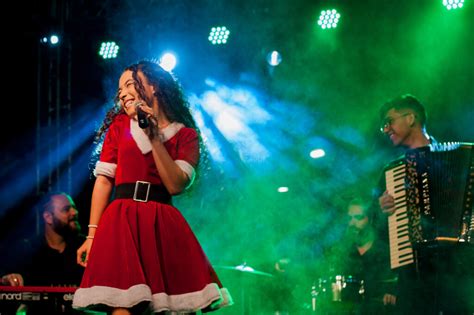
left=115, top=181, right=171, bottom=203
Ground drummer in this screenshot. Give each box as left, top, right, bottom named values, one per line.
left=347, top=198, right=396, bottom=314
left=325, top=196, right=397, bottom=313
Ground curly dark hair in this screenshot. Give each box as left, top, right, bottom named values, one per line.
left=96, top=60, right=198, bottom=140
left=91, top=60, right=207, bottom=179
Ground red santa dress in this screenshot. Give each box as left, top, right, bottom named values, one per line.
left=73, top=114, right=232, bottom=313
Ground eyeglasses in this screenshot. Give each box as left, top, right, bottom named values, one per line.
left=379, top=113, right=411, bottom=133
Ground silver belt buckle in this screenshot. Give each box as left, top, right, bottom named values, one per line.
left=133, top=181, right=151, bottom=202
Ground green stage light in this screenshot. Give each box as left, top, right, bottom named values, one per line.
left=98, top=42, right=120, bottom=59
left=443, top=0, right=464, bottom=10
left=317, top=9, right=341, bottom=29
left=208, top=26, right=230, bottom=45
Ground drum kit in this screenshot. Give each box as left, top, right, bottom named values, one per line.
left=304, top=274, right=365, bottom=314
left=214, top=263, right=275, bottom=278
left=214, top=262, right=370, bottom=315
left=214, top=262, right=274, bottom=315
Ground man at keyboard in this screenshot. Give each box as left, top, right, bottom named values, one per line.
left=1, top=192, right=85, bottom=314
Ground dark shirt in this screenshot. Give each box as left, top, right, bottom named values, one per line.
left=0, top=234, right=85, bottom=315
left=324, top=236, right=397, bottom=314
left=22, top=234, right=85, bottom=287
left=351, top=241, right=396, bottom=308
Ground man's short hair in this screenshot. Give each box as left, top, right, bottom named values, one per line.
left=38, top=192, right=69, bottom=213
left=380, top=94, right=427, bottom=127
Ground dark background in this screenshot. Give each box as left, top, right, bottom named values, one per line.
left=2, top=1, right=473, bottom=310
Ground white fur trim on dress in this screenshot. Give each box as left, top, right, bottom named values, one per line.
left=72, top=283, right=233, bottom=313
left=131, top=120, right=185, bottom=154
left=130, top=119, right=153, bottom=154
left=175, top=160, right=196, bottom=189
left=151, top=283, right=233, bottom=313
left=94, top=161, right=117, bottom=178
left=73, top=284, right=151, bottom=309
left=160, top=122, right=184, bottom=142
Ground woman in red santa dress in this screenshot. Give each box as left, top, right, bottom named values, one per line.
left=73, top=60, right=232, bottom=315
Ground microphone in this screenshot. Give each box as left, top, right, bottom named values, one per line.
left=135, top=102, right=149, bottom=129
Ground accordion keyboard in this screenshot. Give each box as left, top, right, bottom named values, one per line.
left=385, top=162, right=415, bottom=269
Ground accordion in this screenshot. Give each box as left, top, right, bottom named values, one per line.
left=384, top=142, right=474, bottom=269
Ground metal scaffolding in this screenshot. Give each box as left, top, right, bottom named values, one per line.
left=36, top=0, right=72, bottom=195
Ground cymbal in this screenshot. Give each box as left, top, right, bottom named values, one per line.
left=214, top=264, right=274, bottom=277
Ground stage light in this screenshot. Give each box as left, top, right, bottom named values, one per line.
left=267, top=51, right=282, bottom=66
left=159, top=52, right=177, bottom=72
left=15, top=308, right=26, bottom=315
left=317, top=9, right=341, bottom=29
left=40, top=34, right=60, bottom=45
left=98, top=41, right=119, bottom=59
left=50, top=35, right=59, bottom=45
left=310, top=149, right=326, bottom=159
left=278, top=187, right=289, bottom=193
left=208, top=26, right=230, bottom=45
left=442, top=0, right=464, bottom=10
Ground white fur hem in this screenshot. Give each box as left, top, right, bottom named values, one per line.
left=175, top=160, right=196, bottom=189
left=94, top=161, right=117, bottom=178
left=73, top=284, right=151, bottom=309
left=72, top=283, right=232, bottom=312
left=152, top=283, right=233, bottom=312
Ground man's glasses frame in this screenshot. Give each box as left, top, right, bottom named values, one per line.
left=379, top=113, right=411, bottom=133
